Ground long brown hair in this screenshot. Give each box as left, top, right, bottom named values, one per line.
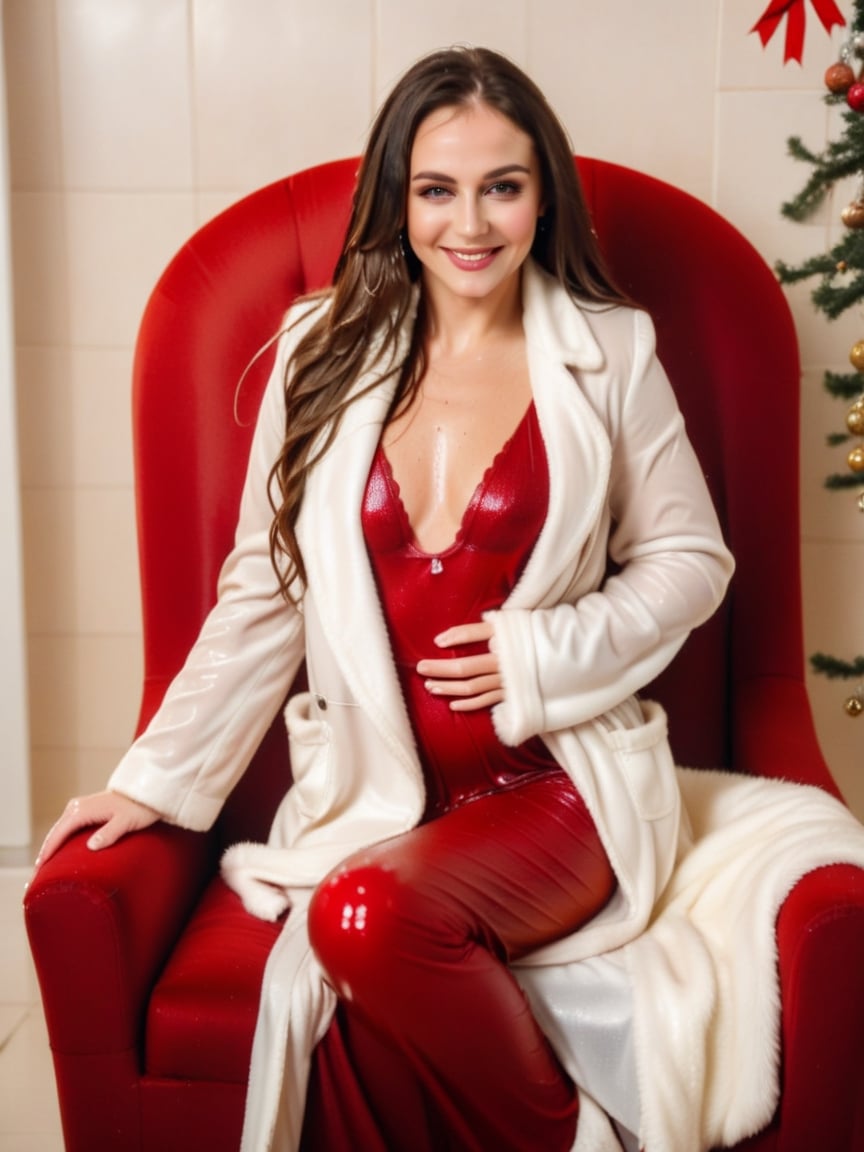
left=268, top=45, right=629, bottom=602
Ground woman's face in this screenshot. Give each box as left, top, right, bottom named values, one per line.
left=406, top=101, right=544, bottom=311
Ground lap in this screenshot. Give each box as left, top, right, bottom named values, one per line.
left=314, top=769, right=615, bottom=962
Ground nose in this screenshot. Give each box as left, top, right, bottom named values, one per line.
left=456, top=193, right=488, bottom=238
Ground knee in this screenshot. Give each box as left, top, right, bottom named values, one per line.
left=308, top=862, right=405, bottom=1001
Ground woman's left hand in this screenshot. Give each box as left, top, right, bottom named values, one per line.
left=416, top=621, right=503, bottom=712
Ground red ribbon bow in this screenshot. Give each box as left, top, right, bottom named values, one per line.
left=752, top=0, right=846, bottom=63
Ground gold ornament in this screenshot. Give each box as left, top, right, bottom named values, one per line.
left=844, top=695, right=864, bottom=717
left=847, top=398, right=864, bottom=436
left=849, top=341, right=864, bottom=371
left=842, top=200, right=864, bottom=228
left=837, top=259, right=849, bottom=272
left=848, top=444, right=864, bottom=472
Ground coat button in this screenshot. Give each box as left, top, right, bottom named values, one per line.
left=315, top=695, right=327, bottom=711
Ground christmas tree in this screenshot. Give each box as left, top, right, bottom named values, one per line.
left=774, top=0, right=864, bottom=717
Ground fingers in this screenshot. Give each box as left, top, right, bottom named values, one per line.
left=431, top=621, right=494, bottom=648
left=417, top=657, right=503, bottom=713
left=415, top=620, right=503, bottom=711
left=436, top=677, right=505, bottom=712
left=417, top=651, right=498, bottom=681
left=35, top=791, right=160, bottom=868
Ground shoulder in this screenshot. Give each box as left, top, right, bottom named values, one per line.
left=276, top=292, right=333, bottom=355
left=523, top=260, right=656, bottom=374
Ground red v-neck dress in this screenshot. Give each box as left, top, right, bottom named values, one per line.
left=361, top=401, right=564, bottom=820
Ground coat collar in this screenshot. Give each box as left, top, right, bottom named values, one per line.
left=521, top=258, right=606, bottom=372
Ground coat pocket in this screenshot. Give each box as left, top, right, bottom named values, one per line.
left=284, top=691, right=333, bottom=820
left=598, top=699, right=677, bottom=821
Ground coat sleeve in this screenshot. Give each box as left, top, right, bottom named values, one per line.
left=107, top=317, right=312, bottom=831
left=489, top=309, right=735, bottom=746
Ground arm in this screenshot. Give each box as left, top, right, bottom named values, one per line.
left=490, top=310, right=734, bottom=743
left=37, top=314, right=314, bottom=863
left=107, top=323, right=309, bottom=826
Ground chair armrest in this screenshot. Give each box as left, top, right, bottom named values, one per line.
left=24, top=822, right=217, bottom=1055
left=733, top=676, right=841, bottom=797
left=774, top=863, right=864, bottom=1146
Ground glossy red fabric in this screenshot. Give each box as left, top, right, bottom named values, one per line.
left=364, top=401, right=560, bottom=818
left=303, top=774, right=615, bottom=1152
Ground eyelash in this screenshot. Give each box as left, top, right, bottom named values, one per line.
left=417, top=181, right=523, bottom=200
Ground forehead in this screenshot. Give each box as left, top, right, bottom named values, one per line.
left=410, top=102, right=535, bottom=168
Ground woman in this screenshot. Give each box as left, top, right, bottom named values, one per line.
left=38, top=46, right=734, bottom=1151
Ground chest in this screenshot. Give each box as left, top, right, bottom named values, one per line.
left=381, top=350, right=533, bottom=554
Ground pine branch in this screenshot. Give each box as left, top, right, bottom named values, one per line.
left=811, top=652, right=864, bottom=679
left=824, top=371, right=864, bottom=399
left=813, top=273, right=864, bottom=318
left=825, top=471, right=864, bottom=488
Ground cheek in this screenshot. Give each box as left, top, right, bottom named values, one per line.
left=508, top=202, right=542, bottom=244
left=406, top=205, right=443, bottom=249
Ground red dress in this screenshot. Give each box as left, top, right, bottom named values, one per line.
left=361, top=401, right=562, bottom=818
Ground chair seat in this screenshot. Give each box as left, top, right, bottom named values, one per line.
left=146, top=879, right=282, bottom=1084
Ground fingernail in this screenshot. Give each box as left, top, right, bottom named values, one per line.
left=87, top=833, right=103, bottom=851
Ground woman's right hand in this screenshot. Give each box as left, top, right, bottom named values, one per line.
left=35, top=791, right=162, bottom=869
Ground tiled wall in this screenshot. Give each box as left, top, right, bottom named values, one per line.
left=4, top=0, right=862, bottom=834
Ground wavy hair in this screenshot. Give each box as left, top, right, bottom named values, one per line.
left=268, top=45, right=630, bottom=602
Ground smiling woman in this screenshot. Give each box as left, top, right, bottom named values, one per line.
left=35, top=45, right=735, bottom=1152
left=406, top=103, right=543, bottom=307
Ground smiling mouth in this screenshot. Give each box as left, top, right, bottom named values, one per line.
left=443, top=247, right=500, bottom=268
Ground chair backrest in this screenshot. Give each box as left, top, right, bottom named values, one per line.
left=132, top=157, right=808, bottom=845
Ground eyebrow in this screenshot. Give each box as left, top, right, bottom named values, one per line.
left=411, top=164, right=532, bottom=183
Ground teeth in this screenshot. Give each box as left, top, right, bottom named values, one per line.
left=452, top=250, right=492, bottom=261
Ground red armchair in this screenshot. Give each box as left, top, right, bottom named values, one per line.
left=24, top=157, right=864, bottom=1152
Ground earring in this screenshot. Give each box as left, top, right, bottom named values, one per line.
left=361, top=257, right=387, bottom=297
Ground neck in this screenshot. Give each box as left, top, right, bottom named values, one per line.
left=421, top=272, right=524, bottom=359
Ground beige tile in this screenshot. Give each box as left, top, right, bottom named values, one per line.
left=9, top=192, right=70, bottom=346
left=3, top=0, right=63, bottom=190
left=375, top=0, right=528, bottom=104
left=21, top=486, right=140, bottom=636
left=15, top=345, right=135, bottom=489
left=0, top=1003, right=63, bottom=1139
left=27, top=634, right=143, bottom=750
left=0, top=1003, right=30, bottom=1046
left=29, top=746, right=129, bottom=834
left=64, top=191, right=196, bottom=347
left=0, top=869, right=39, bottom=1004
left=193, top=0, right=373, bottom=191
left=195, top=189, right=245, bottom=231
left=718, top=0, right=851, bottom=90
left=716, top=90, right=832, bottom=237
left=527, top=0, right=718, bottom=204
left=56, top=0, right=193, bottom=190
left=0, top=1135, right=64, bottom=1152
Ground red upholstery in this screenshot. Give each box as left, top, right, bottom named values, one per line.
left=24, top=157, right=864, bottom=1152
